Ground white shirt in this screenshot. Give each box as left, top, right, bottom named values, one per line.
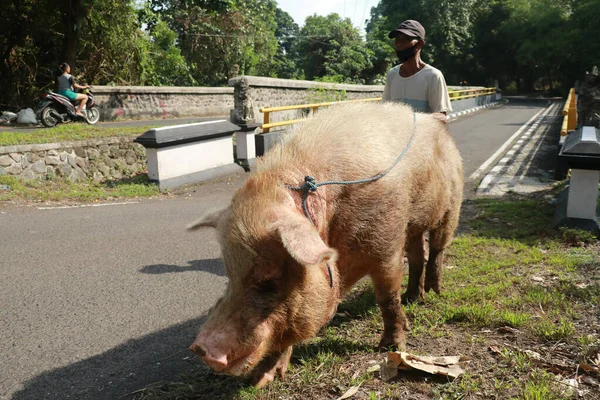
left=382, top=64, right=452, bottom=113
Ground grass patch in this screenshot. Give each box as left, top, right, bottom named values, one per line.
left=133, top=193, right=600, bottom=400
left=535, top=318, right=576, bottom=342
left=0, top=174, right=161, bottom=203
left=0, top=124, right=156, bottom=146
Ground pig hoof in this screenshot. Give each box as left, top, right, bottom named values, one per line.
left=253, top=371, right=276, bottom=388
left=251, top=348, right=292, bottom=388
left=401, top=291, right=424, bottom=305
left=378, top=334, right=406, bottom=352
left=424, top=280, right=441, bottom=294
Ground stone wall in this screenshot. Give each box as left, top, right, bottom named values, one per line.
left=92, top=86, right=234, bottom=121
left=227, top=76, right=498, bottom=127
left=0, top=137, right=146, bottom=182
left=228, top=76, right=385, bottom=125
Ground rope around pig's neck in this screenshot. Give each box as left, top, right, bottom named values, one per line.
left=286, top=112, right=417, bottom=288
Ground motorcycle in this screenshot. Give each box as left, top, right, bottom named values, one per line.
left=37, top=89, right=100, bottom=127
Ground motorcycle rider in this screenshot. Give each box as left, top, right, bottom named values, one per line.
left=56, top=62, right=90, bottom=117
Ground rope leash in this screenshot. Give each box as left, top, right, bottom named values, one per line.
left=286, top=113, right=418, bottom=288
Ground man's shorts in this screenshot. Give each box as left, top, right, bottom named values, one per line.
left=59, top=90, right=78, bottom=101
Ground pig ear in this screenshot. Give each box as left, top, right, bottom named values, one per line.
left=271, top=214, right=337, bottom=266
left=187, top=207, right=229, bottom=230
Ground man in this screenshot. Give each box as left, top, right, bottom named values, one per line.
left=382, top=20, right=452, bottom=122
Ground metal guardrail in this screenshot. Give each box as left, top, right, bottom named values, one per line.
left=449, top=87, right=496, bottom=100
left=259, top=87, right=497, bottom=133
left=561, top=88, right=577, bottom=136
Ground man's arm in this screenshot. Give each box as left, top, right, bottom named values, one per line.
left=429, top=71, right=452, bottom=122
left=429, top=72, right=452, bottom=112
left=382, top=70, right=392, bottom=102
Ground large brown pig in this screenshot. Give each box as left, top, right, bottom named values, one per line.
left=188, top=102, right=463, bottom=387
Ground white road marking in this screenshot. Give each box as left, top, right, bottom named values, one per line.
left=37, top=201, right=140, bottom=210
left=468, top=106, right=547, bottom=181
left=475, top=103, right=559, bottom=193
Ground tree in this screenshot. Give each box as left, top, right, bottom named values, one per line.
left=366, top=0, right=478, bottom=84
left=265, top=8, right=302, bottom=79
left=292, top=13, right=373, bottom=83
left=150, top=0, right=280, bottom=85
left=139, top=20, right=197, bottom=86
left=61, top=0, right=94, bottom=67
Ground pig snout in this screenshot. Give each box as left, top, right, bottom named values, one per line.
left=189, top=341, right=230, bottom=372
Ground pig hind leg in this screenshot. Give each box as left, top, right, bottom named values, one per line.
left=424, top=213, right=458, bottom=294
left=371, top=255, right=410, bottom=350
left=401, top=231, right=427, bottom=305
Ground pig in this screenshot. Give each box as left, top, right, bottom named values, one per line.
left=188, top=101, right=463, bottom=387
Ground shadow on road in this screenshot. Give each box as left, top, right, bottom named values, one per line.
left=140, top=258, right=225, bottom=276
left=12, top=316, right=208, bottom=400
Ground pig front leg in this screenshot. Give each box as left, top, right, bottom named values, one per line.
left=251, top=346, right=293, bottom=388
left=371, top=262, right=410, bottom=350
left=401, top=233, right=427, bottom=304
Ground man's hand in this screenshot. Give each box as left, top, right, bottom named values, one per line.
left=432, top=113, right=447, bottom=123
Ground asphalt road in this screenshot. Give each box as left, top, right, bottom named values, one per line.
left=0, top=100, right=548, bottom=400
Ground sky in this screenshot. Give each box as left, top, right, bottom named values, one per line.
left=276, top=0, right=380, bottom=33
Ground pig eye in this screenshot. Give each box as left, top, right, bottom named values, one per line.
left=256, top=279, right=278, bottom=294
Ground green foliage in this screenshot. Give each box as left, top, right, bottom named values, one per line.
left=139, top=19, right=197, bottom=86
left=292, top=14, right=375, bottom=84
left=2, top=0, right=600, bottom=110
left=559, top=227, right=598, bottom=245
left=150, top=0, right=279, bottom=86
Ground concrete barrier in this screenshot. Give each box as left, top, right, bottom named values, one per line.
left=134, top=120, right=244, bottom=190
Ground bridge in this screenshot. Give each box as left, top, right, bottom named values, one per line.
left=0, top=92, right=572, bottom=399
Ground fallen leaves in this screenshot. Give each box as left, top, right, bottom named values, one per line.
left=336, top=384, right=361, bottom=400
left=380, top=352, right=471, bottom=381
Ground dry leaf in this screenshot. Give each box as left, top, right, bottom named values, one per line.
left=380, top=359, right=399, bottom=381
left=337, top=384, right=361, bottom=400
left=558, top=377, right=579, bottom=397
left=381, top=352, right=470, bottom=380
left=498, top=326, right=520, bottom=334
left=524, top=350, right=542, bottom=360
left=367, top=364, right=381, bottom=373
left=579, top=363, right=600, bottom=374
left=489, top=346, right=502, bottom=355
left=580, top=375, right=600, bottom=387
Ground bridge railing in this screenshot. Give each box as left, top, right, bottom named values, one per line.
left=561, top=88, right=577, bottom=136
left=259, top=87, right=497, bottom=133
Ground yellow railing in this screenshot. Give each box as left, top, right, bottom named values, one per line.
left=449, top=87, right=496, bottom=100
left=259, top=87, right=497, bottom=133
left=561, top=88, right=577, bottom=136
left=260, top=98, right=382, bottom=133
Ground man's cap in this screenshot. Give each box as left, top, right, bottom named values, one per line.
left=388, top=20, right=425, bottom=40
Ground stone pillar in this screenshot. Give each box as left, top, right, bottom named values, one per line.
left=229, top=77, right=256, bottom=126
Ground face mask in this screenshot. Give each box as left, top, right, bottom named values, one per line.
left=396, top=45, right=416, bottom=62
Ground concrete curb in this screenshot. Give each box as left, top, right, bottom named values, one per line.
left=447, top=101, right=503, bottom=122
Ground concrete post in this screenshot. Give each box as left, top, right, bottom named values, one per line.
left=234, top=123, right=260, bottom=169
left=566, top=169, right=600, bottom=219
